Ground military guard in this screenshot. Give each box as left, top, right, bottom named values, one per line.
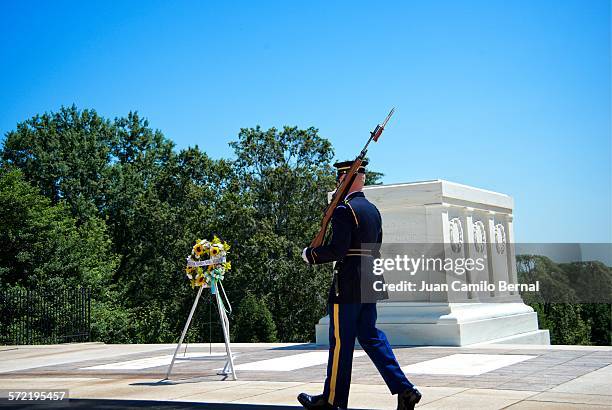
left=297, top=160, right=422, bottom=410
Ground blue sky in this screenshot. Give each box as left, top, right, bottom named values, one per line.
left=1, top=0, right=610, bottom=243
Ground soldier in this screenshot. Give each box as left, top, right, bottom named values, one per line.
left=297, top=161, right=422, bottom=410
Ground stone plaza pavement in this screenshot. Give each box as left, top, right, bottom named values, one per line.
left=0, top=342, right=610, bottom=409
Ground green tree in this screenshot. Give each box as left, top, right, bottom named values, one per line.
left=1, top=105, right=115, bottom=223
left=517, top=255, right=593, bottom=345
left=0, top=166, right=116, bottom=289
left=228, top=125, right=335, bottom=341
left=0, top=107, right=199, bottom=343
left=230, top=125, right=335, bottom=239
left=1, top=107, right=372, bottom=344
left=0, top=166, right=127, bottom=343
left=559, top=261, right=612, bottom=346
left=365, top=171, right=384, bottom=186
left=233, top=293, right=278, bottom=342
left=579, top=303, right=611, bottom=346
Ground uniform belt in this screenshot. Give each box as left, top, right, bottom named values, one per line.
left=345, top=249, right=374, bottom=257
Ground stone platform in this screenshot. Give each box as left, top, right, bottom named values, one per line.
left=0, top=342, right=610, bottom=409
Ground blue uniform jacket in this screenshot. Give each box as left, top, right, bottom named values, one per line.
left=305, top=191, right=388, bottom=304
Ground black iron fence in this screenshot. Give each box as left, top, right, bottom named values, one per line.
left=0, top=286, right=90, bottom=345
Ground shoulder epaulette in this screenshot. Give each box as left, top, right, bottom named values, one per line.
left=343, top=198, right=359, bottom=227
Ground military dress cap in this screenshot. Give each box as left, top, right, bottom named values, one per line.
left=333, top=160, right=368, bottom=178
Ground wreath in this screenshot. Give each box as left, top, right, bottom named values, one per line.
left=185, top=235, right=231, bottom=293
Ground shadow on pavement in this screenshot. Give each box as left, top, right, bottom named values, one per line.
left=269, top=344, right=322, bottom=351
left=1, top=399, right=302, bottom=409
left=269, top=343, right=422, bottom=351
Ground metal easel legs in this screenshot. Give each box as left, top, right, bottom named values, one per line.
left=215, top=289, right=236, bottom=379
left=165, top=286, right=236, bottom=380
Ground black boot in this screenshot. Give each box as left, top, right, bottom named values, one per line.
left=397, top=387, right=422, bottom=410
left=297, top=393, right=342, bottom=410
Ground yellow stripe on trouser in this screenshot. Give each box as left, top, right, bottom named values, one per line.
left=328, top=303, right=340, bottom=405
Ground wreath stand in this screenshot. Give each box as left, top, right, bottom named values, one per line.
left=165, top=281, right=237, bottom=380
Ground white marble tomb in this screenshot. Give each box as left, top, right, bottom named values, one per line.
left=315, top=180, right=550, bottom=346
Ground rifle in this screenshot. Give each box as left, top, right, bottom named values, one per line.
left=309, top=108, right=395, bottom=248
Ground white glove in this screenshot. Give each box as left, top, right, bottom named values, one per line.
left=302, top=248, right=310, bottom=264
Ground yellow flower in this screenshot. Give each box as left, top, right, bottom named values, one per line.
left=207, top=264, right=214, bottom=272
left=223, top=261, right=231, bottom=271
left=211, top=246, right=220, bottom=257
left=186, top=266, right=195, bottom=274
left=195, top=273, right=206, bottom=287
left=223, top=241, right=231, bottom=251
left=193, top=243, right=204, bottom=257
